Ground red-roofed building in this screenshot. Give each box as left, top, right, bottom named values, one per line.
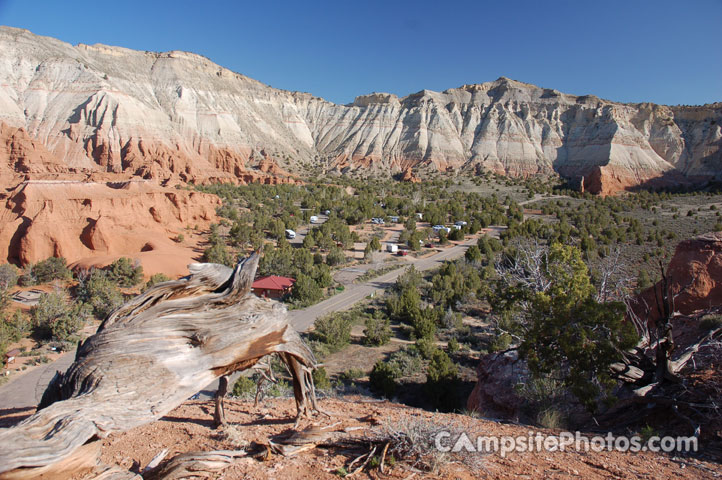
left=252, top=275, right=296, bottom=299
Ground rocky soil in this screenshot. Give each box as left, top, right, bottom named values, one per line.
left=2, top=397, right=717, bottom=479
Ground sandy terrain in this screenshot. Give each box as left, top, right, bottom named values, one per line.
left=2, top=397, right=715, bottom=479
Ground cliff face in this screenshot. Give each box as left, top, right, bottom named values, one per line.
left=1, top=26, right=721, bottom=193
left=0, top=179, right=220, bottom=274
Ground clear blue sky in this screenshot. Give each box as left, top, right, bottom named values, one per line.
left=0, top=0, right=720, bottom=106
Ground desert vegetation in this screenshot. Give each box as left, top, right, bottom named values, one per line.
left=3, top=173, right=722, bottom=441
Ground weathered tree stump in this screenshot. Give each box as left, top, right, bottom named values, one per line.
left=214, top=375, right=230, bottom=428
left=0, top=254, right=319, bottom=477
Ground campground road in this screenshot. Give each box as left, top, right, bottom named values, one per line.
left=288, top=238, right=476, bottom=331
left=0, top=237, right=480, bottom=408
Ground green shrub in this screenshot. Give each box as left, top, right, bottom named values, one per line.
left=202, top=241, right=234, bottom=267
left=448, top=228, right=464, bottom=241
left=30, top=291, right=86, bottom=341
left=231, top=375, right=256, bottom=398
left=489, top=332, right=512, bottom=352
left=0, top=310, right=30, bottom=344
left=340, top=368, right=364, bottom=382
left=415, top=337, right=438, bottom=360
left=326, top=246, right=346, bottom=266
left=464, top=245, right=483, bottom=263
left=76, top=269, right=124, bottom=319
left=411, top=308, right=437, bottom=340
left=438, top=230, right=449, bottom=245
left=425, top=349, right=459, bottom=410
left=267, top=379, right=291, bottom=397
left=369, top=360, right=401, bottom=398
left=388, top=347, right=423, bottom=376
left=447, top=337, right=459, bottom=354
left=107, top=257, right=144, bottom=287
left=369, top=236, right=382, bottom=251
left=312, top=366, right=331, bottom=390
left=291, top=273, right=323, bottom=306
left=311, top=313, right=352, bottom=353
left=363, top=312, right=392, bottom=346
left=0, top=264, right=18, bottom=290
left=29, top=257, right=72, bottom=285
left=143, top=273, right=172, bottom=292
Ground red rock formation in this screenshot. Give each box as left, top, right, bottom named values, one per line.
left=466, top=351, right=528, bottom=419
left=633, top=232, right=722, bottom=325
left=0, top=123, right=73, bottom=181
left=0, top=179, right=221, bottom=277
left=399, top=167, right=421, bottom=183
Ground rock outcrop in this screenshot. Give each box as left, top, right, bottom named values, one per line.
left=0, top=179, right=220, bottom=275
left=633, top=232, right=722, bottom=325
left=466, top=350, right=529, bottom=419
left=0, top=26, right=720, bottom=193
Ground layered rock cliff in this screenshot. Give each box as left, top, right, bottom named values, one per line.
left=0, top=26, right=720, bottom=193
left=0, top=178, right=220, bottom=274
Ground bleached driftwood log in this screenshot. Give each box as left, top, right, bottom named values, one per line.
left=0, top=254, right=319, bottom=476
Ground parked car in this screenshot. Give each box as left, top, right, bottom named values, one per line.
left=310, top=215, right=319, bottom=224
left=285, top=229, right=296, bottom=239
left=397, top=250, right=409, bottom=256
left=389, top=216, right=400, bottom=223
left=371, top=217, right=385, bottom=225
left=454, top=220, right=467, bottom=226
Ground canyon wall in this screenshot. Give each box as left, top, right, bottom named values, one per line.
left=0, top=26, right=720, bottom=194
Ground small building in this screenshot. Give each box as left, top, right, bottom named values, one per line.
left=386, top=243, right=398, bottom=253
left=252, top=276, right=296, bottom=299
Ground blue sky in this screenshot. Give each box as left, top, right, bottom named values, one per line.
left=0, top=0, right=719, bottom=105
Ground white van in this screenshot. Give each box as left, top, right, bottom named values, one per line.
left=285, top=229, right=296, bottom=239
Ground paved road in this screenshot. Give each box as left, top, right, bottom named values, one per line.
left=0, top=238, right=477, bottom=409
left=0, top=351, right=75, bottom=411
left=289, top=238, right=476, bottom=331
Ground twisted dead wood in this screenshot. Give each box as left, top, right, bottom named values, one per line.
left=0, top=254, right=319, bottom=476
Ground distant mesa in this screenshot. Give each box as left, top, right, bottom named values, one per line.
left=0, top=26, right=720, bottom=196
